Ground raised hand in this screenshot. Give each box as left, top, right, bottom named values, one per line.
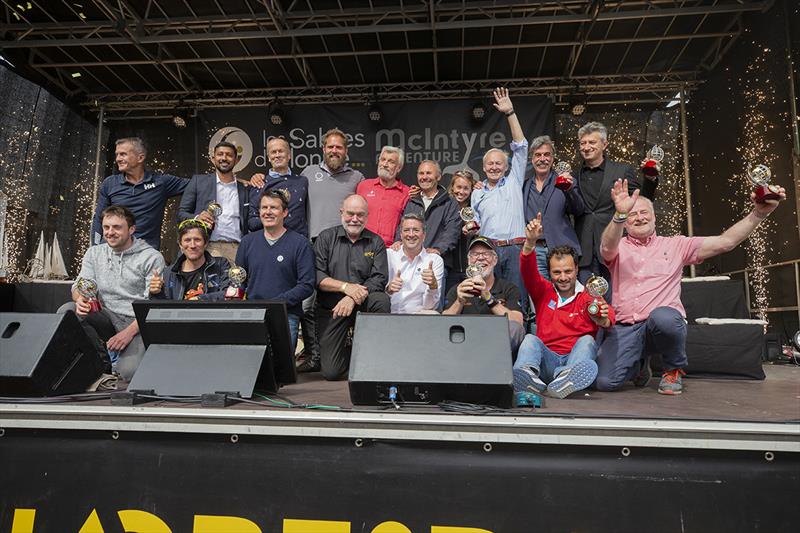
left=523, top=212, right=544, bottom=252
left=492, top=87, right=514, bottom=115
left=149, top=269, right=164, bottom=295
left=610, top=179, right=640, bottom=214
left=752, top=185, right=787, bottom=218
left=386, top=270, right=403, bottom=295
left=421, top=261, right=437, bottom=290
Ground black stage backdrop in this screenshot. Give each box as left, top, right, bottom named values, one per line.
left=0, top=429, right=797, bottom=533
left=108, top=97, right=553, bottom=261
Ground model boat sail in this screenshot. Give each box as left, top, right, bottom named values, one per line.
left=29, top=231, right=47, bottom=279
left=49, top=233, right=68, bottom=279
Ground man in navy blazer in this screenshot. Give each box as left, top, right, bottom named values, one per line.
left=522, top=135, right=585, bottom=280
left=178, top=141, right=254, bottom=264
left=573, top=122, right=658, bottom=298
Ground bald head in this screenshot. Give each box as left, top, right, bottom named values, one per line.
left=341, top=194, right=369, bottom=239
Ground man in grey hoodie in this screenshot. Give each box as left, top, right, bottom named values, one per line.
left=70, top=205, right=165, bottom=380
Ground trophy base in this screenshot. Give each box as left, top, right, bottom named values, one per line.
left=224, top=287, right=246, bottom=300
left=88, top=300, right=102, bottom=313
left=640, top=160, right=660, bottom=177
left=464, top=221, right=480, bottom=232
left=554, top=175, right=571, bottom=191
left=754, top=184, right=781, bottom=203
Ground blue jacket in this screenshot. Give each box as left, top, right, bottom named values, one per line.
left=154, top=251, right=231, bottom=301
left=522, top=171, right=585, bottom=256
left=92, top=170, right=188, bottom=249
left=177, top=173, right=251, bottom=237
left=247, top=172, right=310, bottom=237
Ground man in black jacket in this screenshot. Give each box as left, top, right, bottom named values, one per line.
left=573, top=122, right=658, bottom=298
left=149, top=220, right=230, bottom=300
left=394, top=160, right=461, bottom=307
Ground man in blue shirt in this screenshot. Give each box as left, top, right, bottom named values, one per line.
left=235, top=189, right=315, bottom=353
left=92, top=137, right=187, bottom=249
left=470, top=88, right=529, bottom=313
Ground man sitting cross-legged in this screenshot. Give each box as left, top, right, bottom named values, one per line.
left=513, top=213, right=615, bottom=399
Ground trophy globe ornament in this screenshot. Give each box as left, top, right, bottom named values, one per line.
left=224, top=265, right=248, bottom=300
left=640, top=145, right=664, bottom=177
left=460, top=206, right=480, bottom=232
left=747, top=164, right=781, bottom=203
left=553, top=161, right=573, bottom=191
left=585, top=274, right=609, bottom=318
left=76, top=277, right=102, bottom=312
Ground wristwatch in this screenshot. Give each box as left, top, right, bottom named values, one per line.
left=612, top=211, right=629, bottom=223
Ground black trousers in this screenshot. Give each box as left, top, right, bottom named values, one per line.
left=316, top=292, right=391, bottom=381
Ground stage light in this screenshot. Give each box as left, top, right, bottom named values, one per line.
left=269, top=102, right=285, bottom=126
left=172, top=115, right=187, bottom=128
left=571, top=103, right=586, bottom=116
left=471, top=101, right=487, bottom=122
left=368, top=104, right=382, bottom=122
left=71, top=72, right=81, bottom=78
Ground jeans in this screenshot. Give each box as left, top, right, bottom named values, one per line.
left=514, top=334, right=598, bottom=383
left=594, top=306, right=687, bottom=391
left=287, top=313, right=300, bottom=356
left=495, top=243, right=528, bottom=313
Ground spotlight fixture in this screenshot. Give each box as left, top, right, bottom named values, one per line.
left=172, top=115, right=187, bottom=128
left=571, top=103, right=586, bottom=117
left=471, top=101, right=487, bottom=122
left=368, top=104, right=382, bottom=122
left=268, top=102, right=285, bottom=126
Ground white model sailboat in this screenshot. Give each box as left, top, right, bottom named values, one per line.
left=49, top=233, right=68, bottom=279
left=30, top=231, right=47, bottom=279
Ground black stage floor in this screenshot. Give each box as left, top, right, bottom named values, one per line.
left=96, top=363, right=800, bottom=423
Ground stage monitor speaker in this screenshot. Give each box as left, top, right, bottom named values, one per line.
left=0, top=311, right=104, bottom=396
left=130, top=300, right=295, bottom=397
left=348, top=313, right=513, bottom=408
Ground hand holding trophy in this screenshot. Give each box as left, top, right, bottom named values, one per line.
left=76, top=278, right=102, bottom=313
left=460, top=206, right=480, bottom=232
left=640, top=145, right=664, bottom=178
left=553, top=161, right=573, bottom=191
left=747, top=164, right=781, bottom=203
left=196, top=201, right=222, bottom=226
left=585, top=274, right=609, bottom=318
left=224, top=265, right=247, bottom=300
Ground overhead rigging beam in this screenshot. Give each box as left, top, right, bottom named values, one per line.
left=0, top=2, right=770, bottom=48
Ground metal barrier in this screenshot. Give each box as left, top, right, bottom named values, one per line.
left=721, top=259, right=800, bottom=323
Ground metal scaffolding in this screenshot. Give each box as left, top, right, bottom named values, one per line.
left=0, top=0, right=770, bottom=117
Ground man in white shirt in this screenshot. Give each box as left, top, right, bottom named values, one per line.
left=386, top=213, right=445, bottom=313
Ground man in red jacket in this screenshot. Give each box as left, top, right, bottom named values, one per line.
left=514, top=213, right=615, bottom=399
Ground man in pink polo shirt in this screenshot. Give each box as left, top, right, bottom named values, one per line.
left=356, top=146, right=410, bottom=246
left=596, top=178, right=786, bottom=395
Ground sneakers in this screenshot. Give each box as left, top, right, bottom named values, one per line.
left=513, top=366, right=547, bottom=393
left=296, top=358, right=321, bottom=373
left=658, top=368, right=686, bottom=395
left=546, top=360, right=597, bottom=399
left=633, top=357, right=653, bottom=388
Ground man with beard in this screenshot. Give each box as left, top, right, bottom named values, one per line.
left=443, top=236, right=525, bottom=353
left=313, top=194, right=390, bottom=380
left=297, top=128, right=365, bottom=373
left=595, top=180, right=786, bottom=395
left=248, top=137, right=309, bottom=237
left=236, top=190, right=315, bottom=353
left=385, top=213, right=444, bottom=313
left=513, top=214, right=614, bottom=399
left=178, top=141, right=256, bottom=264
left=356, top=145, right=410, bottom=246
left=573, top=122, right=658, bottom=295
left=69, top=205, right=164, bottom=380
left=522, top=136, right=585, bottom=279
left=149, top=219, right=231, bottom=301
left=470, top=88, right=529, bottom=312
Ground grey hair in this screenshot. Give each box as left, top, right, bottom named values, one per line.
left=418, top=159, right=442, bottom=176
left=529, top=135, right=556, bottom=158
left=482, top=147, right=509, bottom=166
left=577, top=121, right=608, bottom=142
left=115, top=137, right=146, bottom=157
left=380, top=145, right=405, bottom=170
left=400, top=212, right=426, bottom=227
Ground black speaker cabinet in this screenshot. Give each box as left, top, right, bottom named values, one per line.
left=0, top=312, right=104, bottom=396
left=348, top=313, right=513, bottom=407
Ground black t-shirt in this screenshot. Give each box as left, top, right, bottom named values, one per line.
left=446, top=277, right=522, bottom=315
left=177, top=265, right=205, bottom=300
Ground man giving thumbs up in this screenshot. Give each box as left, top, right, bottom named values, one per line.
left=386, top=213, right=444, bottom=313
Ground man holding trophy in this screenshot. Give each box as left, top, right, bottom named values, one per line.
left=596, top=176, right=786, bottom=395
left=513, top=213, right=614, bottom=399
left=235, top=189, right=315, bottom=353
left=68, top=205, right=165, bottom=380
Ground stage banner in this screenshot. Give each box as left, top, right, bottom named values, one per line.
left=197, top=96, right=554, bottom=184
left=0, top=428, right=797, bottom=532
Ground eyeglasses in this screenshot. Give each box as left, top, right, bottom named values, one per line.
left=468, top=251, right=495, bottom=259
